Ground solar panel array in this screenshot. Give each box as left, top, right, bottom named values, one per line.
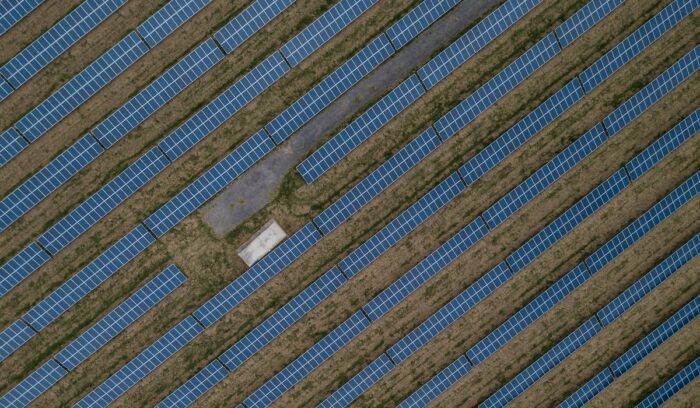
left=398, top=356, right=472, bottom=408
left=0, top=78, right=14, bottom=101
left=0, top=129, right=28, bottom=167
left=266, top=34, right=395, bottom=144
left=386, top=0, right=460, bottom=50
left=314, top=128, right=441, bottom=235
left=279, top=0, right=378, bottom=67
left=0, top=0, right=127, bottom=88
left=137, top=0, right=210, bottom=47
left=296, top=74, right=426, bottom=183
left=637, top=356, right=700, bottom=408
left=157, top=359, right=229, bottom=408
left=0, top=134, right=103, bottom=232
left=214, top=0, right=294, bottom=54
left=557, top=369, right=614, bottom=408
left=319, top=354, right=394, bottom=408
left=0, top=360, right=67, bottom=408
left=554, top=0, right=624, bottom=48
left=578, top=0, right=697, bottom=92
left=0, top=0, right=45, bottom=35
left=434, top=33, right=561, bottom=140
left=0, top=243, right=50, bottom=299
left=0, top=320, right=35, bottom=362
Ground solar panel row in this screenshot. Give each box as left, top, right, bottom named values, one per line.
left=386, top=0, right=461, bottom=50
left=0, top=359, right=67, bottom=408
left=296, top=74, right=426, bottom=183
left=0, top=129, right=28, bottom=167
left=554, top=0, right=624, bottom=48
left=557, top=369, right=614, bottom=408
left=637, top=356, right=700, bottom=408
left=280, top=0, right=378, bottom=67
left=214, top=0, right=294, bottom=54
left=579, top=0, right=698, bottom=92
left=137, top=0, right=210, bottom=47
left=0, top=320, right=35, bottom=362
left=0, top=0, right=45, bottom=36
left=266, top=34, right=396, bottom=144
left=156, top=359, right=229, bottom=408
left=319, top=353, right=394, bottom=408
left=0, top=77, right=13, bottom=101
left=434, top=32, right=561, bottom=140
left=398, top=356, right=472, bottom=408
left=0, top=243, right=50, bottom=299
left=0, top=134, right=103, bottom=232
left=314, top=127, right=442, bottom=235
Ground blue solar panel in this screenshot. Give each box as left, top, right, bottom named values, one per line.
left=482, top=123, right=609, bottom=229
left=579, top=0, right=698, bottom=93
left=557, top=369, right=614, bottom=408
left=93, top=39, right=224, bottom=148
left=467, top=263, right=590, bottom=365
left=555, top=0, right=624, bottom=48
left=507, top=168, right=629, bottom=273
left=22, top=225, right=155, bottom=331
left=338, top=172, right=465, bottom=278
left=598, top=233, right=700, bottom=326
left=55, top=264, right=186, bottom=371
left=0, top=320, right=35, bottom=362
left=146, top=131, right=274, bottom=237
left=0, top=134, right=103, bottom=232
left=637, top=356, right=700, bottom=408
left=626, top=108, right=700, bottom=181
left=386, top=0, right=461, bottom=50
left=604, top=45, right=699, bottom=136
left=314, top=128, right=441, bottom=235
left=319, top=353, right=394, bottom=408
left=156, top=359, right=229, bottom=408
left=0, top=129, right=27, bottom=167
left=398, top=356, right=472, bottom=408
left=220, top=267, right=346, bottom=371
left=75, top=316, right=204, bottom=408
left=137, top=0, right=210, bottom=47
left=214, top=0, right=294, bottom=54
left=38, top=147, right=169, bottom=255
left=193, top=223, right=321, bottom=327
left=243, top=311, right=370, bottom=408
left=0, top=0, right=45, bottom=36
left=280, top=0, right=377, bottom=67
left=0, top=359, right=67, bottom=408
left=297, top=74, right=426, bottom=183
left=0, top=0, right=127, bottom=88
left=158, top=52, right=288, bottom=160
left=363, top=217, right=488, bottom=321
left=388, top=262, right=511, bottom=364
left=267, top=34, right=395, bottom=144
left=0, top=78, right=13, bottom=101
left=418, top=0, right=542, bottom=89
left=14, top=32, right=149, bottom=142
left=459, top=78, right=584, bottom=185
left=585, top=170, right=700, bottom=274
left=481, top=317, right=601, bottom=408
left=0, top=242, right=50, bottom=299
left=434, top=33, right=561, bottom=140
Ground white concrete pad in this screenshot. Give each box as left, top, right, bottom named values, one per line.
left=237, top=220, right=287, bottom=266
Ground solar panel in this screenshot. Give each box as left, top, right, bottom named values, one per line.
left=193, top=223, right=321, bottom=327
left=482, top=123, right=609, bottom=229
left=459, top=78, right=584, bottom=185
left=0, top=359, right=67, bottom=408
left=0, top=243, right=50, bottom=299
left=0, top=320, right=35, bottom=362
left=279, top=0, right=377, bottom=67
left=0, top=129, right=27, bottom=167
left=38, top=147, right=169, bottom=255
left=93, top=39, right=224, bottom=148
left=55, top=264, right=186, bottom=371
left=481, top=317, right=601, bottom=408
left=363, top=217, right=489, bottom=321
left=219, top=267, right=346, bottom=371
left=466, top=263, right=590, bottom=365
left=637, top=356, right=700, bottom=408
left=585, top=170, right=700, bottom=274
left=243, top=311, right=370, bottom=408
left=610, top=296, right=699, bottom=377
left=137, top=0, right=210, bottom=47
left=22, top=224, right=155, bottom=331
left=214, top=0, right=294, bottom=54
left=158, top=52, right=288, bottom=160
left=0, top=78, right=13, bottom=101
left=578, top=1, right=698, bottom=92
left=388, top=262, right=511, bottom=364
left=507, top=168, right=629, bottom=273
left=418, top=0, right=542, bottom=89
left=598, top=233, right=700, bottom=327
left=0, top=0, right=127, bottom=88
left=604, top=45, right=699, bottom=136
left=155, top=359, right=229, bottom=408
left=386, top=0, right=461, bottom=50
left=557, top=369, right=614, bottom=408
left=266, top=34, right=395, bottom=144
left=554, top=0, right=624, bottom=48
left=296, top=74, right=426, bottom=183
left=314, top=127, right=441, bottom=235
left=319, top=354, right=394, bottom=408
left=75, top=316, right=204, bottom=408
left=146, top=130, right=274, bottom=237
left=0, top=134, right=103, bottom=232
left=398, top=356, right=472, bottom=408
left=434, top=33, right=561, bottom=140
left=626, top=108, right=700, bottom=181
left=338, top=172, right=465, bottom=278
left=0, top=0, right=45, bottom=36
